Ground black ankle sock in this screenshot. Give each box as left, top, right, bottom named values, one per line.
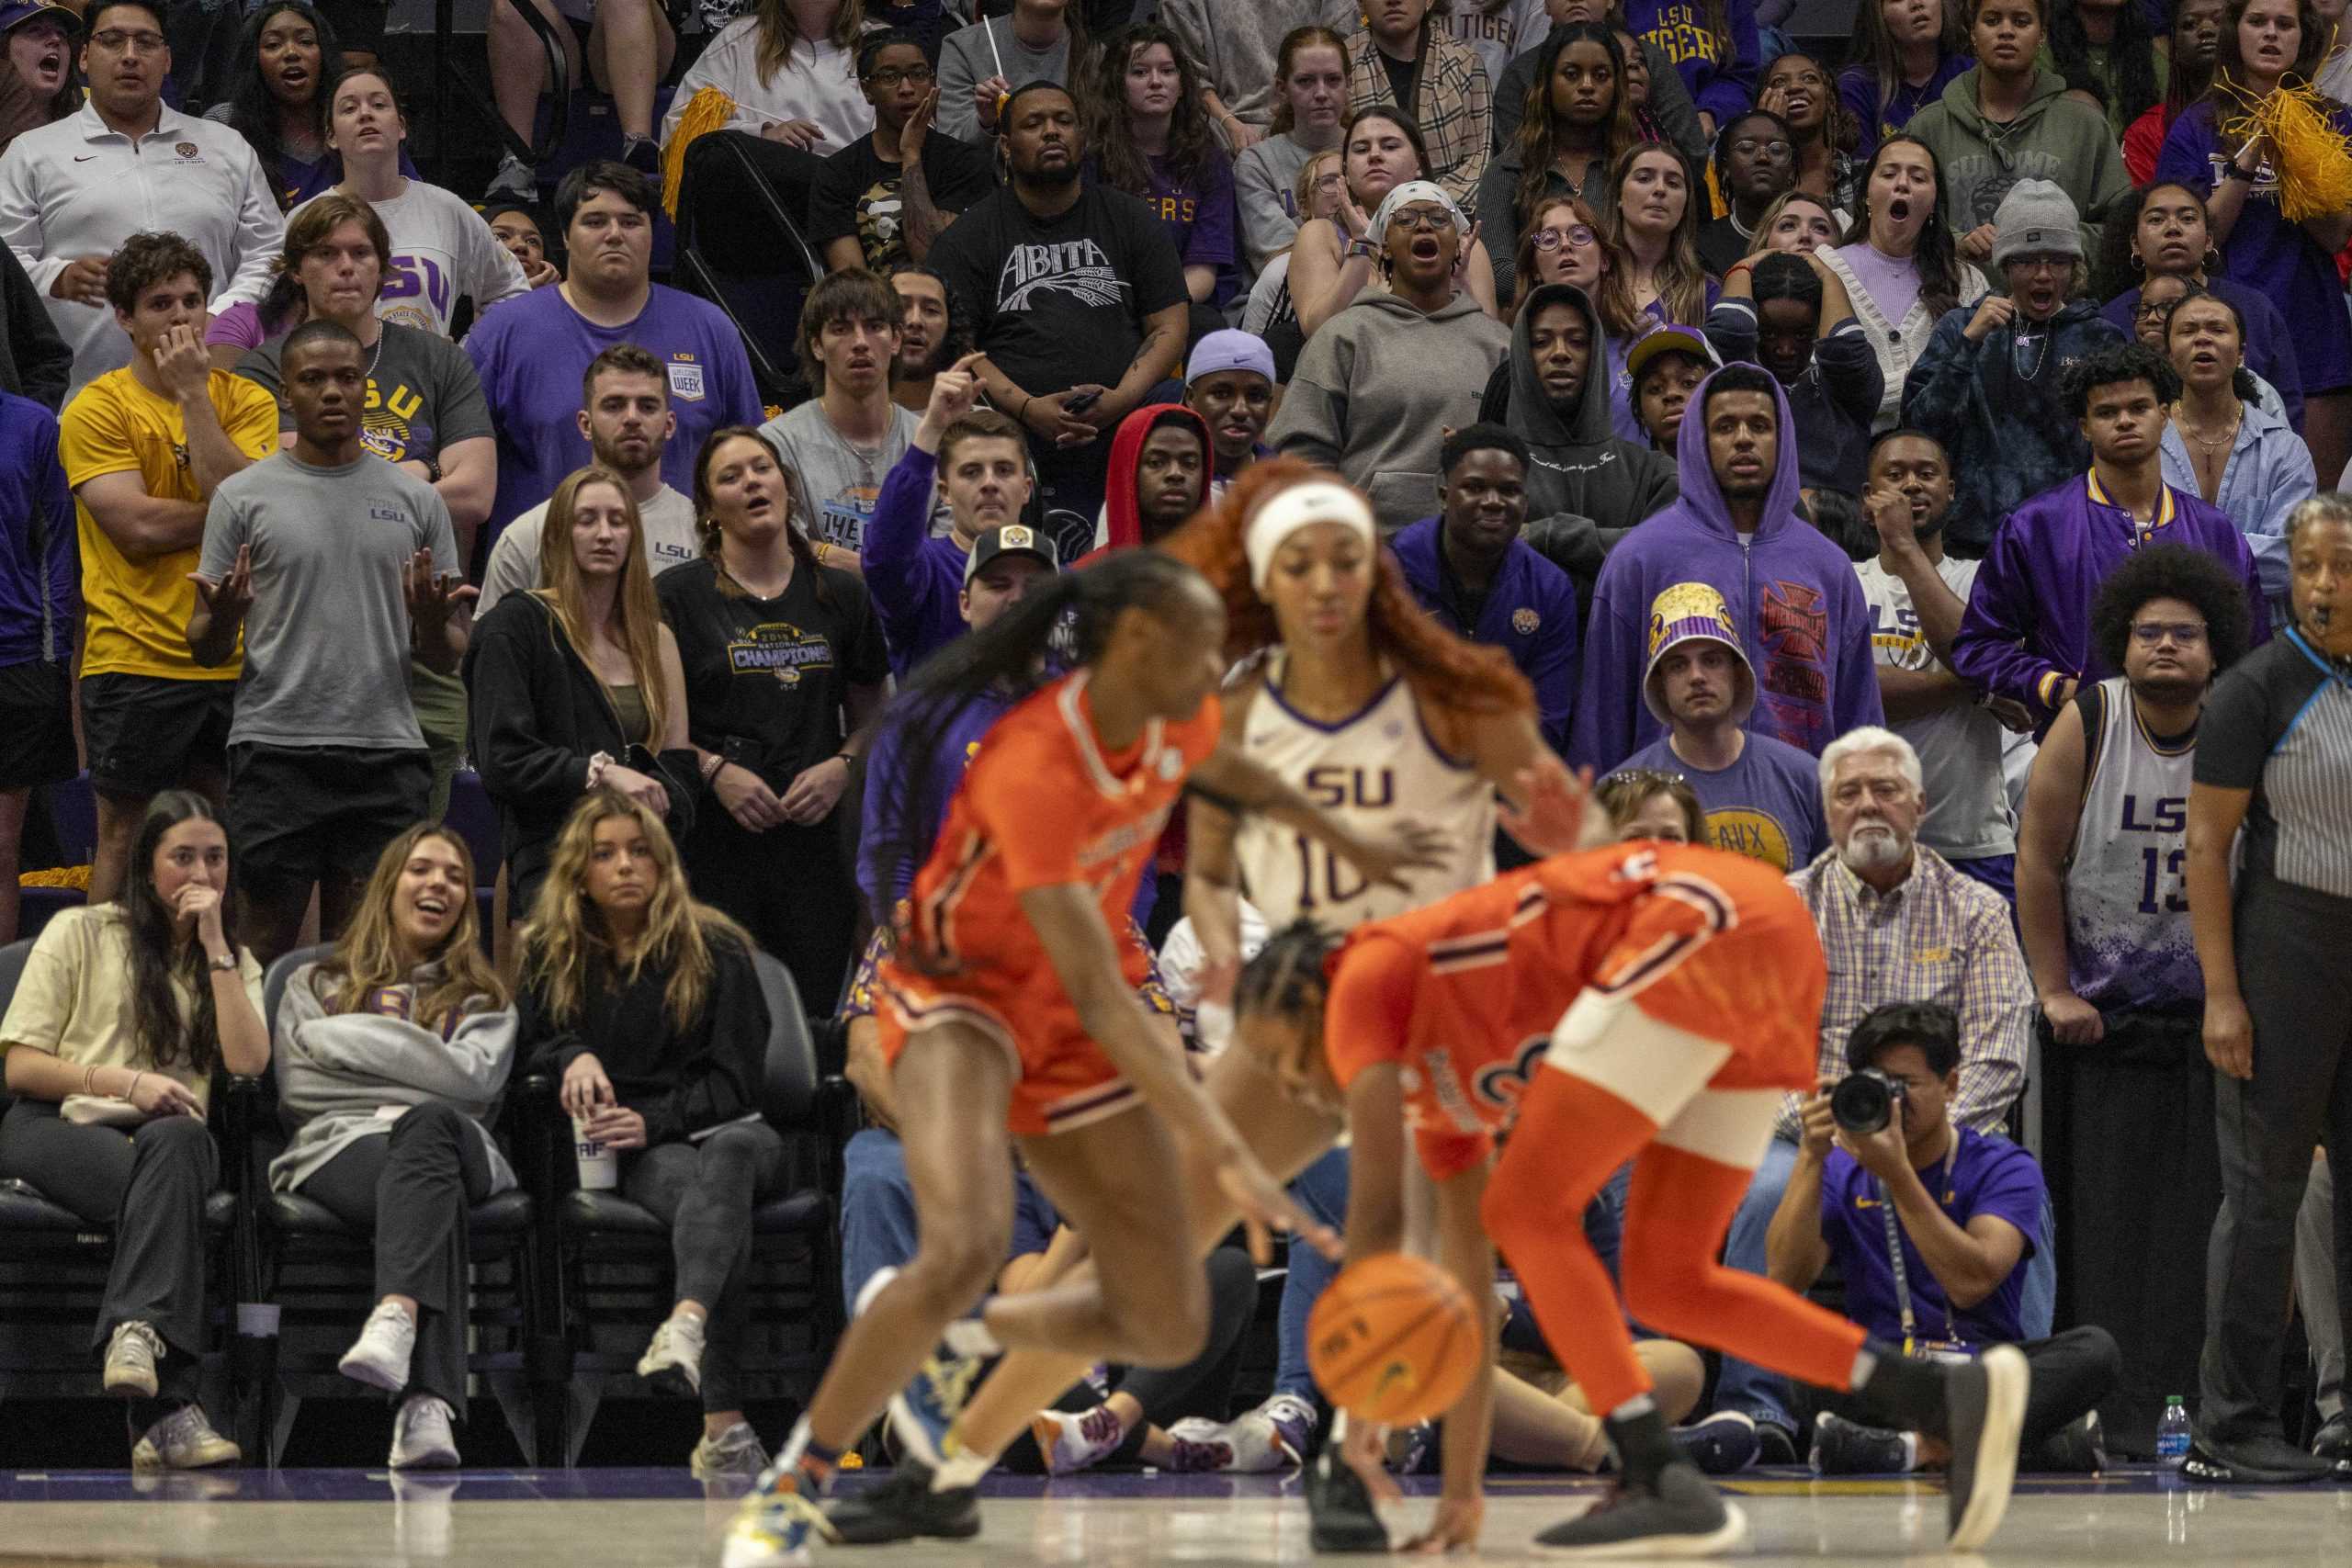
left=1856, top=1340, right=1949, bottom=1438
left=1605, top=1406, right=1680, bottom=1490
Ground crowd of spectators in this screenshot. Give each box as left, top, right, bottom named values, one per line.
left=0, top=0, right=2347, bottom=1490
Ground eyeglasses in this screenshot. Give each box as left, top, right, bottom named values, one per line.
left=2008, top=254, right=2073, bottom=276
left=1730, top=138, right=1794, bottom=159
left=2134, top=298, right=2181, bottom=321
left=92, top=28, right=167, bottom=52
left=1386, top=205, right=1453, bottom=233
left=1531, top=223, right=1597, bottom=251
left=863, top=64, right=935, bottom=86
left=1309, top=172, right=1346, bottom=189
left=2131, top=621, right=2208, bottom=646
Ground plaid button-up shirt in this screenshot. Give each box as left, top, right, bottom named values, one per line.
left=1782, top=845, right=2033, bottom=1141
left=1344, top=28, right=1493, bottom=213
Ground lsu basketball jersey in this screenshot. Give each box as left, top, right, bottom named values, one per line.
left=1232, top=659, right=1497, bottom=932
left=2064, top=676, right=2202, bottom=1009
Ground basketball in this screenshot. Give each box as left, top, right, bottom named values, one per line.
left=1306, top=1253, right=1482, bottom=1426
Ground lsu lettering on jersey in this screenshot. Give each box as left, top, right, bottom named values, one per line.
left=1232, top=659, right=1497, bottom=931
left=1326, top=843, right=1828, bottom=1179
left=2063, top=676, right=2201, bottom=1009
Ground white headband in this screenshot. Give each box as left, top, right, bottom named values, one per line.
left=1371, top=179, right=1469, bottom=244
left=1245, top=480, right=1376, bottom=592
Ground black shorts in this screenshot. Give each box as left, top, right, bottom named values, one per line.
left=79, top=672, right=236, bottom=800
left=0, top=660, right=75, bottom=792
left=311, top=0, right=390, bottom=57
left=227, top=744, right=432, bottom=898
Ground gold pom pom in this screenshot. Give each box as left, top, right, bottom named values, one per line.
left=2215, top=73, right=2352, bottom=224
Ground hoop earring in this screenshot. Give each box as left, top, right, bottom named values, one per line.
left=2203, top=247, right=2222, bottom=274
left=2130, top=253, right=2144, bottom=275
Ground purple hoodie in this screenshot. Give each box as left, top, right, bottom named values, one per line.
left=1570, top=368, right=1883, bottom=773
left=863, top=446, right=971, bottom=677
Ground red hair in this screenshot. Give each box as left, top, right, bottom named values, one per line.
left=1161, top=460, right=1533, bottom=723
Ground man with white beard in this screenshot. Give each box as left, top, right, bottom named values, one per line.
left=1694, top=725, right=2039, bottom=1464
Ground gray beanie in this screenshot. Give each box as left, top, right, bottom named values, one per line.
left=1990, top=179, right=2082, bottom=270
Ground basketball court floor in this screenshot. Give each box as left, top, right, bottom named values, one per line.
left=2, top=1466, right=2346, bottom=1567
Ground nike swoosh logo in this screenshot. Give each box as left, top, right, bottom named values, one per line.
left=74, top=155, right=96, bottom=162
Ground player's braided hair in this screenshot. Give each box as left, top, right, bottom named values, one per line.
left=1236, top=919, right=1340, bottom=1023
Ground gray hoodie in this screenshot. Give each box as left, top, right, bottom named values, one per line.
left=267, top=961, right=518, bottom=1197
left=1903, top=66, right=2129, bottom=244
left=1267, top=289, right=1510, bottom=531
left=1506, top=283, right=1679, bottom=611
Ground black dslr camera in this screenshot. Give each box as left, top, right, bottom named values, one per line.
left=1830, top=1068, right=1905, bottom=1135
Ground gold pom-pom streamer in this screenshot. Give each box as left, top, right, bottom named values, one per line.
left=2214, top=71, right=2352, bottom=223
left=662, top=87, right=739, bottom=221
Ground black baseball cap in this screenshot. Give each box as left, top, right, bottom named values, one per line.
left=963, top=523, right=1057, bottom=585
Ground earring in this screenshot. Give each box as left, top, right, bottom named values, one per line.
left=2129, top=253, right=2144, bottom=275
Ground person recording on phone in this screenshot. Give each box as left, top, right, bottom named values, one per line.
left=1765, top=1000, right=2119, bottom=1475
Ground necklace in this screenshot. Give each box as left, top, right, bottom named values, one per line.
left=2010, top=327, right=2049, bottom=381
left=2171, top=400, right=2241, bottom=452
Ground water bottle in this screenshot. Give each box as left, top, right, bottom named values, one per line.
left=2156, top=1395, right=2192, bottom=1461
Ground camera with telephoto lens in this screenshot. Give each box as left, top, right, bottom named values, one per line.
left=1830, top=1068, right=1906, bottom=1135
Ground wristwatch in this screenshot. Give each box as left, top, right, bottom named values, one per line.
left=208, top=952, right=239, bottom=972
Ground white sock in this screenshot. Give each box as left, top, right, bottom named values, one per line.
left=1850, top=1348, right=1881, bottom=1388
left=1609, top=1393, right=1658, bottom=1423
left=932, top=1444, right=993, bottom=1491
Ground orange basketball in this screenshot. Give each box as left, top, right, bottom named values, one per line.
left=1306, top=1253, right=1482, bottom=1426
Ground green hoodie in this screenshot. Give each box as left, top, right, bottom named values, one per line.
left=1903, top=66, right=2129, bottom=248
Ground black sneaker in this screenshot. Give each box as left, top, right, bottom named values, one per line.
left=2311, top=1413, right=2351, bottom=1476
left=2184, top=1429, right=2335, bottom=1484
left=1673, top=1411, right=1761, bottom=1474
left=2030, top=1409, right=2107, bottom=1474
left=825, top=1464, right=980, bottom=1545
left=1306, top=1448, right=1388, bottom=1552
left=1753, top=1419, right=1800, bottom=1467
left=1810, top=1412, right=1911, bottom=1475
left=1941, top=1344, right=2028, bottom=1551
left=1531, top=1460, right=1747, bottom=1557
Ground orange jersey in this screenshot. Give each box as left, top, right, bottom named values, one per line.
left=1326, top=842, right=1827, bottom=1179
left=874, top=672, right=1222, bottom=1136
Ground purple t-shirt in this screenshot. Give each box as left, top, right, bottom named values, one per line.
left=1613, top=732, right=1827, bottom=873
left=1819, top=1126, right=2045, bottom=1348
left=1836, top=55, right=1973, bottom=160
left=2157, top=101, right=2352, bottom=397
left=1833, top=240, right=1922, bottom=332
left=465, top=283, right=762, bottom=541
left=1146, top=148, right=1239, bottom=304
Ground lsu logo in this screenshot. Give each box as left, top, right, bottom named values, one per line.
left=1646, top=581, right=1738, bottom=660
left=1512, top=606, right=1541, bottom=635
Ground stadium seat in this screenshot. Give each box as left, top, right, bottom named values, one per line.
left=0, top=941, right=254, bottom=1444
left=673, top=130, right=823, bottom=409
left=243, top=946, right=558, bottom=1467
left=515, top=951, right=849, bottom=1463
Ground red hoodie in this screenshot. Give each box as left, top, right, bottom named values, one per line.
left=1084, top=401, right=1216, bottom=561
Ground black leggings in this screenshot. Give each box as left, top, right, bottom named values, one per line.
left=684, top=811, right=859, bottom=1020
left=621, top=1120, right=786, bottom=1412
left=299, top=1102, right=495, bottom=1412
left=0, top=1100, right=218, bottom=1424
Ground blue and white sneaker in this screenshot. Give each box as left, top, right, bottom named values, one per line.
left=888, top=1338, right=983, bottom=1471
left=1674, top=1411, right=1762, bottom=1475
left=721, top=1468, right=836, bottom=1568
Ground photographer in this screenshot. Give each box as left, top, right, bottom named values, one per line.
left=1766, top=1001, right=2118, bottom=1473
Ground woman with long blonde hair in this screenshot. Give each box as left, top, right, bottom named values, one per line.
left=269, top=825, right=514, bottom=1471
left=517, top=792, right=781, bottom=1479
left=469, top=465, right=694, bottom=912
left=1596, top=142, right=1716, bottom=442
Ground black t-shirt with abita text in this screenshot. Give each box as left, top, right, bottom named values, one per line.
left=657, top=556, right=890, bottom=794
left=924, top=182, right=1188, bottom=400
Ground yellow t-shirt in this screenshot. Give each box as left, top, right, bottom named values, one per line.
left=0, top=905, right=264, bottom=1117
left=60, top=367, right=279, bottom=680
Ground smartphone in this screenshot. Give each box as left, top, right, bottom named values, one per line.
left=1063, top=389, right=1102, bottom=417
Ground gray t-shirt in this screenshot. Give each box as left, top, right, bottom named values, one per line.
left=199, top=452, right=458, bottom=750
left=1856, top=552, right=2018, bottom=861
left=936, top=18, right=1069, bottom=143
left=759, top=400, right=949, bottom=554
left=476, top=482, right=702, bottom=616
left=234, top=322, right=494, bottom=467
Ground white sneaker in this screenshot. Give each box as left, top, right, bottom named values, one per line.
left=639, top=1309, right=707, bottom=1397
left=130, top=1404, right=241, bottom=1472
left=693, top=1420, right=770, bottom=1482
left=339, top=1301, right=417, bottom=1393
left=104, top=1320, right=164, bottom=1399
left=390, top=1394, right=461, bottom=1470
left=1030, top=1404, right=1128, bottom=1474
left=1169, top=1392, right=1319, bottom=1473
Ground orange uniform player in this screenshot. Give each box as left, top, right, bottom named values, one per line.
left=1235, top=837, right=2029, bottom=1557
left=875, top=670, right=1220, bottom=1137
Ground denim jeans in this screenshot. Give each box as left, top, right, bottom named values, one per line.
left=838, top=1127, right=1061, bottom=1318
left=1272, top=1145, right=1351, bottom=1402
left=1714, top=1133, right=2057, bottom=1433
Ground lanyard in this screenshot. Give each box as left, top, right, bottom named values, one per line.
left=1876, top=1146, right=1956, bottom=1355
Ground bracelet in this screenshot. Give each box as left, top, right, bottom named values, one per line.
left=1345, top=238, right=1376, bottom=261
left=208, top=951, right=238, bottom=972
left=586, top=750, right=614, bottom=790
left=425, top=457, right=443, bottom=483
left=81, top=1062, right=98, bottom=1097
left=700, top=751, right=726, bottom=784
left=127, top=1070, right=143, bottom=1105
left=813, top=540, right=831, bottom=565
left=1019, top=393, right=1033, bottom=422
left=2222, top=163, right=2254, bottom=184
